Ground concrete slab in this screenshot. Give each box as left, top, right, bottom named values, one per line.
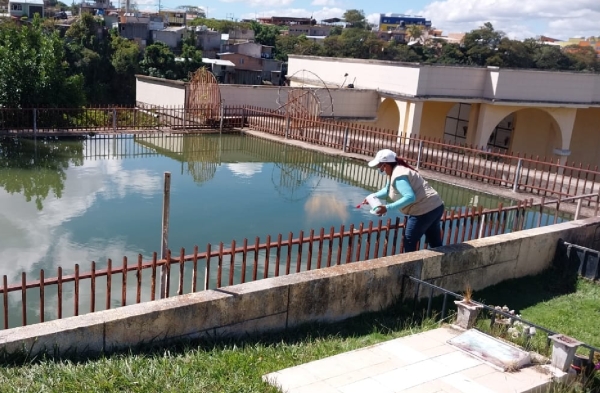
left=448, top=329, right=531, bottom=370
left=263, top=327, right=561, bottom=393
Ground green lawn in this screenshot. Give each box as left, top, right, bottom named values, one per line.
left=0, top=271, right=597, bottom=393
left=473, top=275, right=600, bottom=351
left=0, top=307, right=435, bottom=393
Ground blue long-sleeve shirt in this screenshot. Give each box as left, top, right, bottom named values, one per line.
left=373, top=176, right=416, bottom=211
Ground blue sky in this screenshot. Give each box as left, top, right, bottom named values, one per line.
left=139, top=0, right=600, bottom=40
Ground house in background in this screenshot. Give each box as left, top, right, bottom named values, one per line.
left=160, top=9, right=186, bottom=26
left=153, top=26, right=186, bottom=49
left=287, top=24, right=332, bottom=37
left=190, top=25, right=221, bottom=56
left=218, top=52, right=283, bottom=85
left=378, top=14, right=432, bottom=32
left=202, top=58, right=235, bottom=83
left=8, top=0, right=43, bottom=18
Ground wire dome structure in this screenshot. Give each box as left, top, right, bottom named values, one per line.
left=186, top=68, right=222, bottom=125
left=182, top=135, right=220, bottom=185
left=271, top=149, right=323, bottom=202
left=277, top=69, right=334, bottom=119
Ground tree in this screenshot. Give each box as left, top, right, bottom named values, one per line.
left=0, top=17, right=85, bottom=107
left=251, top=21, right=280, bottom=47
left=435, top=42, right=466, bottom=65
left=140, top=42, right=178, bottom=79
left=343, top=9, right=367, bottom=30
left=463, top=22, right=504, bottom=66
left=65, top=13, right=114, bottom=103
left=178, top=43, right=203, bottom=80
left=188, top=18, right=250, bottom=33
left=0, top=138, right=84, bottom=210
left=110, top=34, right=140, bottom=103
left=564, top=45, right=599, bottom=72
left=533, top=45, right=572, bottom=70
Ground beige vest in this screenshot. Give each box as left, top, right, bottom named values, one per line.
left=387, top=165, right=443, bottom=216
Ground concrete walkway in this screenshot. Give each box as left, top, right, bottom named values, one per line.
left=263, top=326, right=564, bottom=393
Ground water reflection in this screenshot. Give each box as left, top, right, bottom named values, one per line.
left=0, top=134, right=575, bottom=328
left=0, top=137, right=84, bottom=210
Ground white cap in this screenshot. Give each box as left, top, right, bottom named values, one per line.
left=368, top=149, right=397, bottom=167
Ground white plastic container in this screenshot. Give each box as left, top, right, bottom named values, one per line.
left=366, top=194, right=383, bottom=215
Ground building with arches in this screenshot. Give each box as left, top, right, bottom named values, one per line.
left=287, top=55, right=600, bottom=167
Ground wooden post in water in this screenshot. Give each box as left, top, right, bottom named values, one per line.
left=160, top=172, right=171, bottom=298
left=219, top=102, right=224, bottom=134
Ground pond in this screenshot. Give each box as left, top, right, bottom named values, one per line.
left=0, top=134, right=570, bottom=326
left=0, top=134, right=520, bottom=278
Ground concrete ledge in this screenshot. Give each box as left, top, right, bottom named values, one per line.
left=1, top=217, right=599, bottom=358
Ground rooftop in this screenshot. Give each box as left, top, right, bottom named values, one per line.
left=202, top=58, right=235, bottom=67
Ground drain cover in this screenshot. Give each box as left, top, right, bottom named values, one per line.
left=448, top=329, right=532, bottom=370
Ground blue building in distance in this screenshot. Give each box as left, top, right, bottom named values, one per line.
left=378, top=14, right=432, bottom=32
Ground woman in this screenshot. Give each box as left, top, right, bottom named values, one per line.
left=364, top=149, right=445, bottom=252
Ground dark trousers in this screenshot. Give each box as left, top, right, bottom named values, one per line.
left=403, top=204, right=445, bottom=253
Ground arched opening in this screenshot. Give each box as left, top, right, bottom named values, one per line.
left=486, top=112, right=515, bottom=153
left=375, top=98, right=400, bottom=132
left=488, top=108, right=561, bottom=157
left=443, top=103, right=470, bottom=144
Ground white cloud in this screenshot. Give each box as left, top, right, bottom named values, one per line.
left=366, top=12, right=380, bottom=26
left=0, top=142, right=162, bottom=283
left=419, top=0, right=600, bottom=40
left=311, top=0, right=337, bottom=6
left=242, top=6, right=344, bottom=21
left=227, top=163, right=263, bottom=178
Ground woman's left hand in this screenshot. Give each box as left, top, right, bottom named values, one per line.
left=375, top=206, right=387, bottom=216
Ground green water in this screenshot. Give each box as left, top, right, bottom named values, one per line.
left=0, top=134, right=566, bottom=327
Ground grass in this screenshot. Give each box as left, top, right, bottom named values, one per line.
left=473, top=274, right=600, bottom=352
left=0, top=266, right=597, bottom=393
left=0, top=303, right=438, bottom=393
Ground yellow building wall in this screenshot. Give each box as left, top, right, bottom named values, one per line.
left=379, top=23, right=396, bottom=32
left=568, top=108, right=600, bottom=167
left=354, top=98, right=399, bottom=134
left=419, top=101, right=455, bottom=139
left=510, top=109, right=560, bottom=159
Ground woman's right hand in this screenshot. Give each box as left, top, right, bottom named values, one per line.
left=362, top=198, right=368, bottom=205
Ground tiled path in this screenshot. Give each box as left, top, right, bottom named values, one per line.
left=263, top=327, right=563, bottom=393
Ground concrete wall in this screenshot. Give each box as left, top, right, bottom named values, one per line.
left=212, top=85, right=379, bottom=118
left=417, top=67, right=488, bottom=99
left=288, top=55, right=421, bottom=96
left=288, top=55, right=600, bottom=106
left=135, top=76, right=379, bottom=119
left=2, top=217, right=599, bottom=357
left=135, top=75, right=186, bottom=107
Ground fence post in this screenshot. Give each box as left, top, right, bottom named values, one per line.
left=241, top=107, right=246, bottom=128
left=112, top=109, right=117, bottom=133
left=416, top=140, right=424, bottom=170
left=574, top=198, right=583, bottom=220
left=512, top=158, right=523, bottom=192
left=285, top=115, right=290, bottom=139
left=182, top=105, right=186, bottom=130
left=596, top=190, right=600, bottom=216
left=219, top=102, right=224, bottom=134
left=160, top=172, right=171, bottom=299
left=478, top=213, right=486, bottom=239
left=342, top=126, right=349, bottom=152
left=33, top=108, right=37, bottom=139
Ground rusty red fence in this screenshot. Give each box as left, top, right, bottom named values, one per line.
left=2, top=104, right=600, bottom=208
left=0, top=197, right=583, bottom=330
left=0, top=105, right=247, bottom=134
left=243, top=106, right=600, bottom=208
